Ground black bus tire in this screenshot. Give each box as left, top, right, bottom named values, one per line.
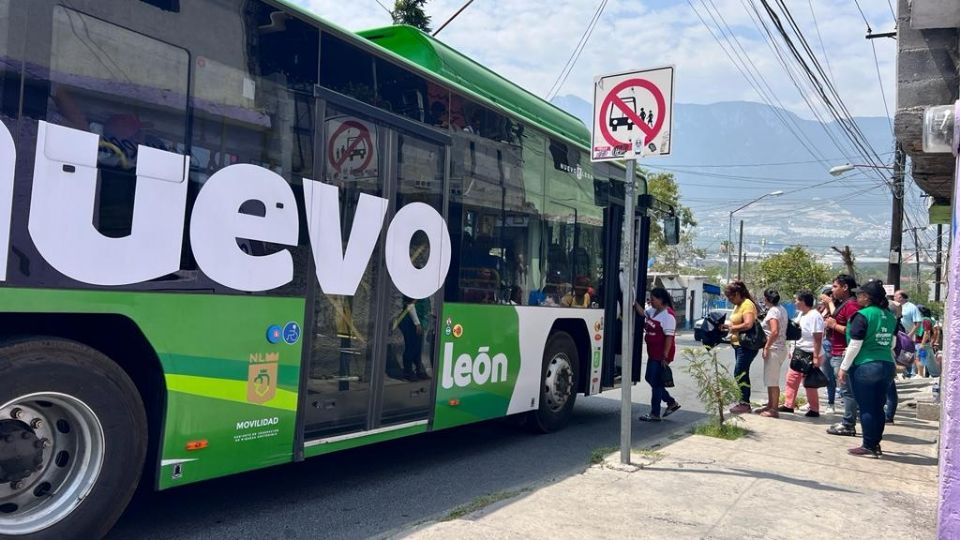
left=0, top=338, right=147, bottom=540
left=527, top=331, right=579, bottom=433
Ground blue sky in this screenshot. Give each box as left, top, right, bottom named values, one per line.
left=294, top=0, right=898, bottom=121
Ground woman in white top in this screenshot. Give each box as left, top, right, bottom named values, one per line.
left=779, top=291, right=825, bottom=417
left=758, top=289, right=788, bottom=417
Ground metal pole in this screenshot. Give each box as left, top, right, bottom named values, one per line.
left=620, top=159, right=637, bottom=465
left=913, top=228, right=922, bottom=296
left=936, top=224, right=943, bottom=302
left=737, top=220, right=744, bottom=280
left=888, top=144, right=905, bottom=289
left=725, top=212, right=733, bottom=284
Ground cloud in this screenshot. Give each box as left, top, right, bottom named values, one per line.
left=295, top=0, right=896, bottom=120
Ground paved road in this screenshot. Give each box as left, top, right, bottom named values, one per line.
left=110, top=338, right=768, bottom=540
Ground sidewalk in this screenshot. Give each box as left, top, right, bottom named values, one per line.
left=402, top=379, right=940, bottom=539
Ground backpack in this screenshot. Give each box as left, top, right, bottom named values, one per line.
left=786, top=319, right=802, bottom=341
left=701, top=311, right=728, bottom=348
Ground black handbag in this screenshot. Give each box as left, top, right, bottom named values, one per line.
left=661, top=363, right=675, bottom=388
left=789, top=349, right=814, bottom=374
left=739, top=320, right=766, bottom=350
left=804, top=367, right=829, bottom=389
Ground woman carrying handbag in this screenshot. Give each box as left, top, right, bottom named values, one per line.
left=780, top=291, right=825, bottom=417
left=637, top=288, right=681, bottom=422
left=722, top=281, right=760, bottom=414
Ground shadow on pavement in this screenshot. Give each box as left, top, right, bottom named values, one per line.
left=110, top=398, right=708, bottom=540
left=643, top=465, right=860, bottom=494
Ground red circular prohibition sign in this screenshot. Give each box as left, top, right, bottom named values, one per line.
left=327, top=120, right=374, bottom=174
left=598, top=78, right=666, bottom=148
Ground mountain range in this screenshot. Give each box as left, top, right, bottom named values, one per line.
left=551, top=95, right=903, bottom=264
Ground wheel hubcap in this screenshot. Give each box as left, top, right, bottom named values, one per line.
left=543, top=353, right=574, bottom=413
left=0, top=393, right=104, bottom=535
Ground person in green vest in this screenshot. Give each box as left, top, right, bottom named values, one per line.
left=837, top=279, right=897, bottom=458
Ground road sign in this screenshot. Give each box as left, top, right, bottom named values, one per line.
left=326, top=116, right=378, bottom=181
left=592, top=66, right=674, bottom=162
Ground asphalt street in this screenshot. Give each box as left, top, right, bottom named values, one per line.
left=109, top=337, right=769, bottom=540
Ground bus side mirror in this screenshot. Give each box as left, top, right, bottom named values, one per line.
left=664, top=216, right=680, bottom=246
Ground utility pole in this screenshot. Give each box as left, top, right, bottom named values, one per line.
left=888, top=143, right=905, bottom=289
left=936, top=224, right=943, bottom=302
left=737, top=220, right=744, bottom=280
left=911, top=227, right=922, bottom=296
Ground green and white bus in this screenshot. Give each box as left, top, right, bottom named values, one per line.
left=0, top=1, right=651, bottom=537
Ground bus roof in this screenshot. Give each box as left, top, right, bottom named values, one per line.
left=357, top=25, right=591, bottom=147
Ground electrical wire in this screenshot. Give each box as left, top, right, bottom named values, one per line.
left=687, top=0, right=830, bottom=166
left=545, top=0, right=608, bottom=100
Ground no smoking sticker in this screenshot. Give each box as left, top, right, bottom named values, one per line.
left=591, top=66, right=674, bottom=162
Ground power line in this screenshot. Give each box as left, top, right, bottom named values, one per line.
left=545, top=0, right=608, bottom=100
left=373, top=0, right=392, bottom=16
left=806, top=0, right=836, bottom=89
left=740, top=0, right=866, bottom=179
left=852, top=0, right=872, bottom=32
left=687, top=0, right=830, bottom=166
left=886, top=0, right=897, bottom=22
left=433, top=0, right=477, bottom=37
left=758, top=0, right=892, bottom=189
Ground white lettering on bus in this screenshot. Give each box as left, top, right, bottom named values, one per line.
left=0, top=120, right=14, bottom=282
left=28, top=122, right=189, bottom=286
left=0, top=121, right=451, bottom=298
left=441, top=343, right=509, bottom=389
left=190, top=164, right=298, bottom=292
left=235, top=416, right=280, bottom=430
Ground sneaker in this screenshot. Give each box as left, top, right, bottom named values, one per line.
left=827, top=423, right=857, bottom=436
left=638, top=414, right=662, bottom=422
left=805, top=410, right=820, bottom=418
left=663, top=402, right=681, bottom=417
left=777, top=405, right=795, bottom=413
left=825, top=404, right=837, bottom=414
left=848, top=446, right=880, bottom=458
left=729, top=403, right=752, bottom=414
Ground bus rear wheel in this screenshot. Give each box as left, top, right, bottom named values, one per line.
left=0, top=338, right=146, bottom=539
left=527, top=332, right=579, bottom=433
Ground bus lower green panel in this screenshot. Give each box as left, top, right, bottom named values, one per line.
left=0, top=288, right=305, bottom=490
left=433, top=304, right=523, bottom=430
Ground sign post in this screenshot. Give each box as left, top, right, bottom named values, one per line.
left=592, top=66, right=674, bottom=465
left=619, top=159, right=636, bottom=465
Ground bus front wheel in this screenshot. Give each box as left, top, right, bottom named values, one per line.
left=0, top=338, right=147, bottom=539
left=527, top=331, right=579, bottom=433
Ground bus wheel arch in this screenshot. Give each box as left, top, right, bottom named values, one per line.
left=546, top=318, right=592, bottom=395
left=0, top=314, right=166, bottom=490
left=0, top=337, right=148, bottom=538
left=527, top=321, right=589, bottom=434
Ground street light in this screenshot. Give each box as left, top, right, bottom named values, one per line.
left=829, top=163, right=895, bottom=177
left=725, top=190, right=783, bottom=285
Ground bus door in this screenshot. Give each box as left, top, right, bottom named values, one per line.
left=302, top=95, right=449, bottom=443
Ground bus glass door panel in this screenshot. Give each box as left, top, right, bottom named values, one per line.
left=378, top=132, right=445, bottom=427
left=304, top=105, right=386, bottom=438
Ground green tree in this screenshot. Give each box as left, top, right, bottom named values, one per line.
left=757, top=245, right=831, bottom=297
left=644, top=170, right=701, bottom=273
left=392, top=0, right=431, bottom=32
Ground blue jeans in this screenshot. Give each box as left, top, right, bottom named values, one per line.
left=733, top=346, right=759, bottom=404
left=850, top=361, right=895, bottom=450
left=884, top=380, right=898, bottom=421
left=821, top=343, right=836, bottom=404
left=831, top=354, right=859, bottom=427
left=644, top=359, right=676, bottom=417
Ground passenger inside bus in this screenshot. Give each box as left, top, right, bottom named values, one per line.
left=561, top=275, right=592, bottom=308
